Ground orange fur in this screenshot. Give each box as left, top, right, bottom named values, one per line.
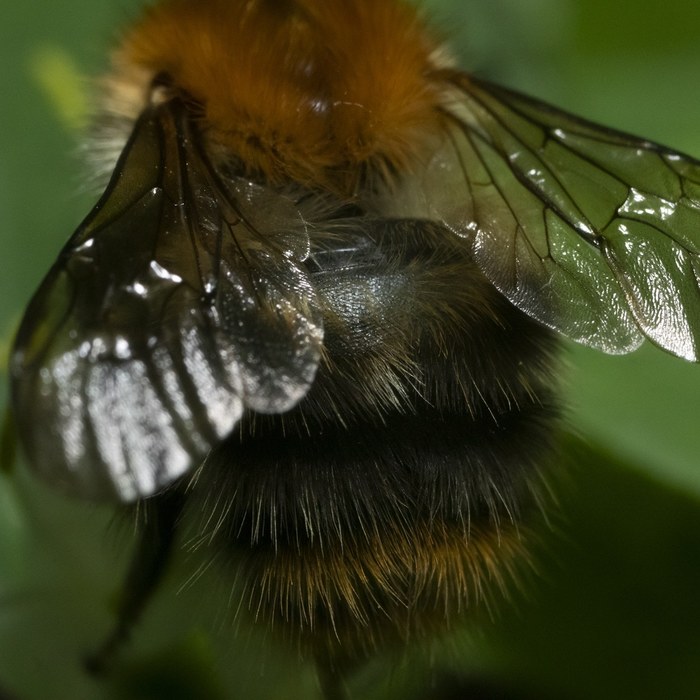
left=238, top=519, right=525, bottom=662
left=114, top=0, right=444, bottom=192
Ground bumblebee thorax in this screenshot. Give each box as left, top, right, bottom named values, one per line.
left=110, top=0, right=445, bottom=192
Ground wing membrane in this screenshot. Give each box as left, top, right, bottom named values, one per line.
left=428, top=73, right=700, bottom=360
left=11, top=100, right=323, bottom=501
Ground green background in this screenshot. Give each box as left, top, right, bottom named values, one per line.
left=2, top=1, right=700, bottom=698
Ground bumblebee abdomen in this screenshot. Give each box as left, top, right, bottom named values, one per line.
left=188, top=217, right=560, bottom=658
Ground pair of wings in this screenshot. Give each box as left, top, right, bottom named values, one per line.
left=11, top=103, right=323, bottom=500
left=11, top=74, right=700, bottom=501
left=435, top=74, right=700, bottom=360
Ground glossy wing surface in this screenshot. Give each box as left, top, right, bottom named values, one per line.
left=11, top=100, right=323, bottom=501
left=424, top=73, right=700, bottom=360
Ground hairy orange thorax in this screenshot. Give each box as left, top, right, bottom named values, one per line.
left=114, top=0, right=445, bottom=192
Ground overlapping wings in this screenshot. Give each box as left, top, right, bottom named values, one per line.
left=11, top=100, right=323, bottom=501
left=13, top=71, right=700, bottom=499
left=423, top=73, right=700, bottom=360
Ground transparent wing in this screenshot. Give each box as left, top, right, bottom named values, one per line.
left=420, top=72, right=700, bottom=360
left=10, top=100, right=323, bottom=501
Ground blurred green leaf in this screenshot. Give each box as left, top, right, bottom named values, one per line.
left=483, top=435, right=700, bottom=700
left=106, top=633, right=228, bottom=700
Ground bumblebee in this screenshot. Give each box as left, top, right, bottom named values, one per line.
left=8, top=0, right=700, bottom=694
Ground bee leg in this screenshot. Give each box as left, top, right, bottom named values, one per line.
left=316, top=658, right=349, bottom=700
left=84, top=487, right=186, bottom=675
left=0, top=408, right=17, bottom=475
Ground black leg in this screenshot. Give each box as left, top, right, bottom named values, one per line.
left=316, top=659, right=350, bottom=700
left=85, top=487, right=186, bottom=674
